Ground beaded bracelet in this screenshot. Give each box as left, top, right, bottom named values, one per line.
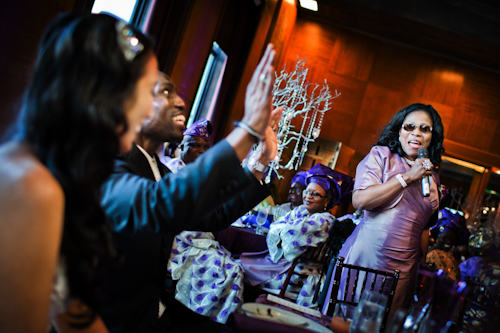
left=233, top=121, right=262, bottom=143
left=396, top=174, right=408, bottom=188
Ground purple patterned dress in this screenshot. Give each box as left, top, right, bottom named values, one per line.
left=166, top=157, right=243, bottom=323
left=241, top=205, right=334, bottom=307
left=321, top=146, right=439, bottom=320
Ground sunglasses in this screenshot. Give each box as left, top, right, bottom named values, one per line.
left=401, top=123, right=433, bottom=134
left=303, top=189, right=326, bottom=199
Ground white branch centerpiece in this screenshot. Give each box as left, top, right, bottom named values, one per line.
left=266, top=58, right=340, bottom=182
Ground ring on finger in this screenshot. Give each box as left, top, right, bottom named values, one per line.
left=272, top=127, right=277, bottom=132
left=259, top=73, right=269, bottom=84
left=423, top=161, right=432, bottom=170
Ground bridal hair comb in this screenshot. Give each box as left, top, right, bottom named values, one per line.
left=115, top=21, right=144, bottom=62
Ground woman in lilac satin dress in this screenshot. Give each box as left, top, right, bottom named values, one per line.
left=322, top=103, right=445, bottom=322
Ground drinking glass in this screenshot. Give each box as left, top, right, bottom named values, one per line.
left=255, top=207, right=268, bottom=235
left=350, top=290, right=388, bottom=333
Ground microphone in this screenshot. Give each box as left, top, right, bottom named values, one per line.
left=418, top=147, right=430, bottom=197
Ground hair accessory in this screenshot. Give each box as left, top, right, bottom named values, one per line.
left=115, top=21, right=144, bottom=62
left=396, top=174, right=408, bottom=188
left=234, top=121, right=262, bottom=142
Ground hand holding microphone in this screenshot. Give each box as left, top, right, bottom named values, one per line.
left=417, top=147, right=432, bottom=197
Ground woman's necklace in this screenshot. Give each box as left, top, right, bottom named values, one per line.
left=404, top=157, right=414, bottom=166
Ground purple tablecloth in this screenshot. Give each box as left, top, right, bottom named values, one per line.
left=214, top=227, right=268, bottom=255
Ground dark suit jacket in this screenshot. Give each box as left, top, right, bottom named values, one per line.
left=100, top=140, right=269, bottom=332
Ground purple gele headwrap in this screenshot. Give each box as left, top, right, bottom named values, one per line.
left=291, top=171, right=307, bottom=188
left=305, top=164, right=354, bottom=210
left=430, top=208, right=469, bottom=245
left=183, top=119, right=212, bottom=139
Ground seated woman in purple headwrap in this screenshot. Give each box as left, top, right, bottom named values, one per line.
left=426, top=208, right=469, bottom=280
left=240, top=164, right=353, bottom=307
left=269, top=171, right=307, bottom=221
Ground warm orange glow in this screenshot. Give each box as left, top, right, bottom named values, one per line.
left=285, top=0, right=295, bottom=4
left=434, top=70, right=464, bottom=84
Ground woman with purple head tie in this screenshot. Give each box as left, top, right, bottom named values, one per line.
left=241, top=164, right=353, bottom=307
left=322, top=103, right=445, bottom=323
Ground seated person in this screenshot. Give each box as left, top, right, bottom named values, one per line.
left=426, top=208, right=469, bottom=280
left=167, top=119, right=244, bottom=324
left=269, top=171, right=307, bottom=221
left=240, top=164, right=353, bottom=307
left=238, top=170, right=306, bottom=229
left=165, top=119, right=211, bottom=172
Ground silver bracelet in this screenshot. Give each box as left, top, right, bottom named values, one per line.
left=396, top=174, right=408, bottom=188
left=234, top=121, right=262, bottom=142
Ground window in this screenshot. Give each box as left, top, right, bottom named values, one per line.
left=92, top=0, right=154, bottom=30
left=187, top=42, right=227, bottom=127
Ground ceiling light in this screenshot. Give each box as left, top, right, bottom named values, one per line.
left=299, top=0, right=318, bottom=11
left=442, top=156, right=485, bottom=173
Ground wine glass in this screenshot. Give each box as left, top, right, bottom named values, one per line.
left=255, top=207, right=268, bottom=235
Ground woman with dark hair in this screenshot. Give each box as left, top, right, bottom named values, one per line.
left=0, top=12, right=157, bottom=332
left=322, top=103, right=445, bottom=322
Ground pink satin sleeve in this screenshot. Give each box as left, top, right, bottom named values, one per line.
left=354, top=146, right=390, bottom=191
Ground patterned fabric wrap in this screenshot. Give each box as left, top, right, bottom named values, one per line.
left=426, top=249, right=460, bottom=280
left=168, top=231, right=244, bottom=323
left=183, top=118, right=212, bottom=139
left=166, top=156, right=242, bottom=323
left=267, top=205, right=333, bottom=263
left=305, top=164, right=354, bottom=209
left=261, top=205, right=333, bottom=307
left=291, top=171, right=307, bottom=187
left=430, top=208, right=469, bottom=245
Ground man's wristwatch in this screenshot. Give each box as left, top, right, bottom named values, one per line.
left=248, top=155, right=269, bottom=173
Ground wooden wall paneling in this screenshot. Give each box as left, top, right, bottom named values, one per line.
left=468, top=168, right=492, bottom=221
left=416, top=60, right=464, bottom=107
left=218, top=0, right=279, bottom=140
left=267, top=0, right=297, bottom=69
left=443, top=139, right=500, bottom=170
left=350, top=83, right=412, bottom=155
left=367, top=43, right=424, bottom=97
left=169, top=0, right=227, bottom=112
left=207, top=0, right=263, bottom=141
left=327, top=27, right=377, bottom=82
left=286, top=19, right=337, bottom=67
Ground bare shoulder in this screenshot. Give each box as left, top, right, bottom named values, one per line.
left=0, top=142, right=65, bottom=332
left=0, top=142, right=64, bottom=217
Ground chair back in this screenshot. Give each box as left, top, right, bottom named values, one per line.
left=325, top=257, right=400, bottom=332
left=277, top=220, right=338, bottom=300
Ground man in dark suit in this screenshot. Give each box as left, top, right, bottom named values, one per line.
left=100, top=45, right=280, bottom=332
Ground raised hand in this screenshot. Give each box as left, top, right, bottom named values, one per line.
left=255, top=107, right=283, bottom=165
left=241, top=44, right=276, bottom=136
